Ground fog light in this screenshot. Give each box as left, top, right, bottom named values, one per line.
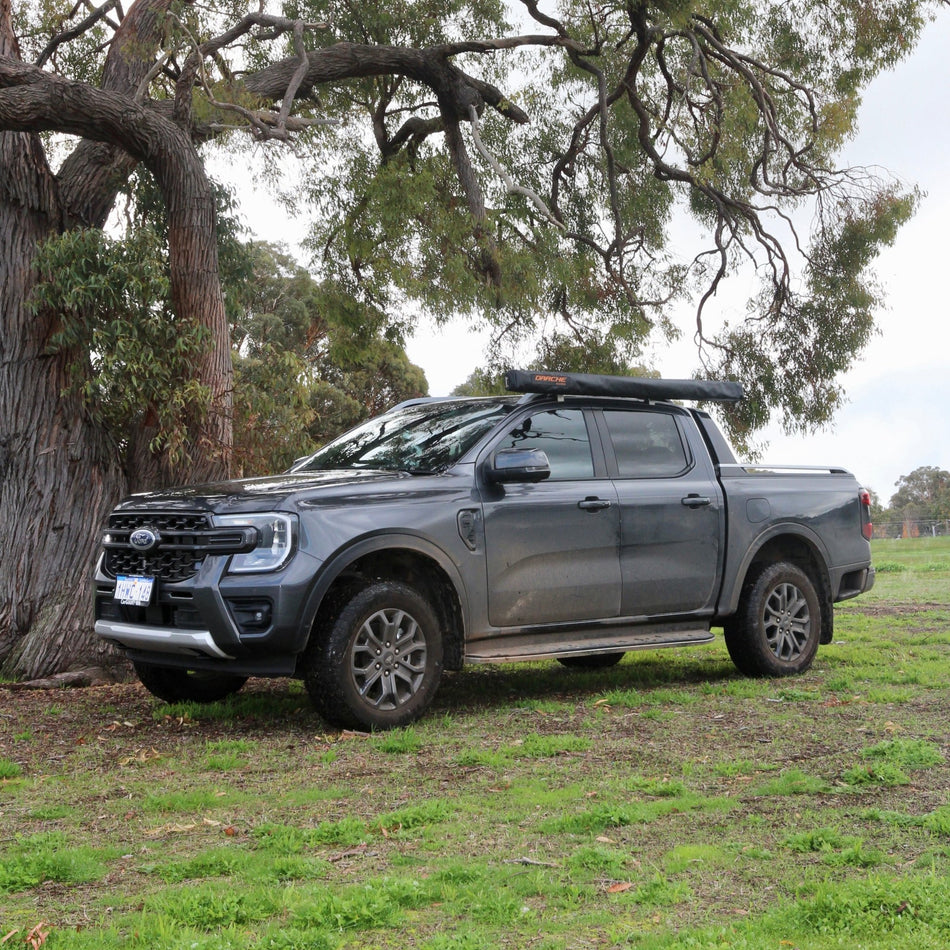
left=226, top=598, right=273, bottom=635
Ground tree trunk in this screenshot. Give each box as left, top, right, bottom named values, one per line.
left=0, top=118, right=128, bottom=675
left=0, top=0, right=231, bottom=677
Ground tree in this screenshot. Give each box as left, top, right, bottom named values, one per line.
left=889, top=466, right=950, bottom=523
left=0, top=0, right=943, bottom=677
left=230, top=241, right=427, bottom=475
left=867, top=488, right=887, bottom=526
left=452, top=334, right=658, bottom=394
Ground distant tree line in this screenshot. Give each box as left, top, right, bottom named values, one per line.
left=871, top=466, right=950, bottom=537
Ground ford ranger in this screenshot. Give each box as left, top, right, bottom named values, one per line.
left=94, top=370, right=875, bottom=730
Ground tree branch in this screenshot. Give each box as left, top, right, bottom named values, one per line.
left=466, top=104, right=563, bottom=229
left=35, top=0, right=120, bottom=68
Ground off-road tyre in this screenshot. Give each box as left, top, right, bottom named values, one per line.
left=724, top=561, right=822, bottom=677
left=304, top=581, right=444, bottom=731
left=557, top=652, right=625, bottom=670
left=133, top=662, right=248, bottom=703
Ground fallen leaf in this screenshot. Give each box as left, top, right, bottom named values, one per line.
left=26, top=922, right=51, bottom=950
left=146, top=823, right=197, bottom=837
left=118, top=748, right=161, bottom=766
left=606, top=882, right=632, bottom=894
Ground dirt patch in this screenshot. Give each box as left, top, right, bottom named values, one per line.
left=849, top=602, right=950, bottom=616
left=0, top=679, right=322, bottom=774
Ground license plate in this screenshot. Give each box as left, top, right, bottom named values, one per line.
left=115, top=574, right=155, bottom=606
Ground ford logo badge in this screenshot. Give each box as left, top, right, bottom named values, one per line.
left=129, top=527, right=161, bottom=552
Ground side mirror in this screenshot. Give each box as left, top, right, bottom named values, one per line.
left=486, top=448, right=551, bottom=484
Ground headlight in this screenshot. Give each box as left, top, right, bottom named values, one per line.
left=213, top=513, right=297, bottom=573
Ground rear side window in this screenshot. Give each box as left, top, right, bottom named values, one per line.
left=603, top=410, right=688, bottom=477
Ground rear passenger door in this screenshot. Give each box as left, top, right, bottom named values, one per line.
left=481, top=407, right=621, bottom=627
left=597, top=407, right=723, bottom=617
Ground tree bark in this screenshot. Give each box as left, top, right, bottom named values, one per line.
left=0, top=114, right=126, bottom=676
left=0, top=0, right=230, bottom=677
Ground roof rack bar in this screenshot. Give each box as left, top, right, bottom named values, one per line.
left=504, top=370, right=744, bottom=403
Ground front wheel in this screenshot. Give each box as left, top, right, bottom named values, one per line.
left=133, top=662, right=248, bottom=704
left=304, top=581, right=444, bottom=731
left=724, top=562, right=822, bottom=677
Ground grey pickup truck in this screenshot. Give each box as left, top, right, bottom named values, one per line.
left=94, top=370, right=874, bottom=730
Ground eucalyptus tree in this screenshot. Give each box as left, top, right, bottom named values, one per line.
left=0, top=0, right=942, bottom=676
left=889, top=466, right=950, bottom=523
left=230, top=240, right=427, bottom=475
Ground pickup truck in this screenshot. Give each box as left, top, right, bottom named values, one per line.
left=94, top=370, right=875, bottom=730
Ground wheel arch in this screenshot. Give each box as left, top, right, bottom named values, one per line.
left=723, top=526, right=834, bottom=644
left=298, top=534, right=468, bottom=671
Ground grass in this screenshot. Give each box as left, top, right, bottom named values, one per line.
left=2, top=537, right=950, bottom=947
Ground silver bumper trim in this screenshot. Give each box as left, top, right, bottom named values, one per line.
left=94, top=620, right=233, bottom=660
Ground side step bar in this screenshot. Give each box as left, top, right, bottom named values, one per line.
left=464, top=623, right=713, bottom=664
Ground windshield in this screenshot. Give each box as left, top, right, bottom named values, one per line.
left=292, top=399, right=516, bottom=475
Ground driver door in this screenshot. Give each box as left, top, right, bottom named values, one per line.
left=481, top=408, right=621, bottom=627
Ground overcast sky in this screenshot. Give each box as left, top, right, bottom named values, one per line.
left=240, top=13, right=950, bottom=502
left=747, top=13, right=950, bottom=499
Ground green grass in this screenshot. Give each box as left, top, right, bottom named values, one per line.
left=0, top=833, right=117, bottom=894
left=859, top=536, right=950, bottom=603
left=3, top=537, right=950, bottom=947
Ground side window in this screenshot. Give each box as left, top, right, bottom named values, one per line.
left=604, top=410, right=688, bottom=477
left=497, top=409, right=594, bottom=480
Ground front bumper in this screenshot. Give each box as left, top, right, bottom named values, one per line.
left=93, top=548, right=322, bottom=669
left=93, top=620, right=232, bottom=659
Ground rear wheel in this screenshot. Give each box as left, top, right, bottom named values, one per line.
left=133, top=662, right=248, bottom=703
left=304, top=581, right=444, bottom=731
left=724, top=561, right=821, bottom=677
left=557, top=652, right=625, bottom=670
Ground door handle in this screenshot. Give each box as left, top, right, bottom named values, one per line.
left=681, top=494, right=712, bottom=508
left=578, top=497, right=612, bottom=512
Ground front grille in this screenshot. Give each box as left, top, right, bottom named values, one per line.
left=103, top=511, right=214, bottom=583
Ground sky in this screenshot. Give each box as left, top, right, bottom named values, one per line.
left=240, top=12, right=950, bottom=503
left=751, top=13, right=950, bottom=500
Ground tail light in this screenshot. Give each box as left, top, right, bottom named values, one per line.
left=859, top=489, right=873, bottom=541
